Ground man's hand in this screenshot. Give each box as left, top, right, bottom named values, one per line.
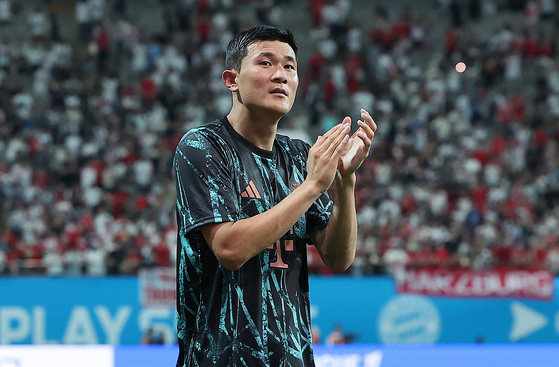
left=307, top=110, right=376, bottom=273
left=338, top=109, right=377, bottom=177
left=305, top=119, right=351, bottom=194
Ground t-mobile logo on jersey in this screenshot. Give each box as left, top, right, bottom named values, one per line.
left=268, top=228, right=296, bottom=269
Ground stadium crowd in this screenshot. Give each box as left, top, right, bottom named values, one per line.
left=1, top=0, right=559, bottom=277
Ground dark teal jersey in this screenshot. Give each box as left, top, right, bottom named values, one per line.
left=173, top=118, right=332, bottom=367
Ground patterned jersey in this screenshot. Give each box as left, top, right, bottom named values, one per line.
left=173, top=118, right=332, bottom=367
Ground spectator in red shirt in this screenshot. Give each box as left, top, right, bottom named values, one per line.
left=522, top=30, right=537, bottom=58
left=152, top=241, right=171, bottom=267
left=510, top=242, right=533, bottom=269
left=399, top=191, right=417, bottom=217
left=309, top=0, right=324, bottom=26
left=391, top=12, right=411, bottom=43
left=323, top=74, right=337, bottom=109
left=110, top=184, right=131, bottom=219
left=536, top=31, right=555, bottom=57
left=307, top=48, right=328, bottom=80
left=492, top=244, right=513, bottom=269
left=445, top=28, right=458, bottom=57
left=141, top=74, right=156, bottom=103
left=93, top=24, right=110, bottom=74
left=432, top=242, right=451, bottom=268
left=471, top=185, right=488, bottom=213
left=509, top=93, right=526, bottom=122
left=196, top=16, right=211, bottom=42
left=490, top=135, right=507, bottom=158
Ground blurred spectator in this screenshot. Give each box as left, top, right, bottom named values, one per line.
left=326, top=325, right=345, bottom=345
left=28, top=6, right=49, bottom=43
left=0, top=0, right=10, bottom=25
left=326, top=324, right=358, bottom=344
left=382, top=239, right=409, bottom=274
left=141, top=327, right=165, bottom=345
left=312, top=326, right=322, bottom=344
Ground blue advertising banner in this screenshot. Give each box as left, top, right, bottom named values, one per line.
left=312, top=344, right=559, bottom=367
left=309, top=276, right=559, bottom=344
left=0, top=277, right=175, bottom=345
left=1, top=276, right=559, bottom=345
left=114, top=344, right=559, bottom=367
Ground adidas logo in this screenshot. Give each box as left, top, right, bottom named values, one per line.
left=240, top=180, right=262, bottom=199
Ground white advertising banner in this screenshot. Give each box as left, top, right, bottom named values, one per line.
left=0, top=345, right=114, bottom=367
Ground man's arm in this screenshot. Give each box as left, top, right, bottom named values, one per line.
left=200, top=123, right=351, bottom=271
left=309, top=173, right=357, bottom=273
left=310, top=109, right=378, bottom=273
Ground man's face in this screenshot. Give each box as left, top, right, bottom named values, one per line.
left=235, top=40, right=299, bottom=117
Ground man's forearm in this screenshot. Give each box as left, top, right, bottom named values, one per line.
left=314, top=172, right=358, bottom=272
left=201, top=180, right=324, bottom=271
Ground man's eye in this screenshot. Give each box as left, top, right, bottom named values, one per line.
left=285, top=65, right=295, bottom=70
left=261, top=61, right=271, bottom=66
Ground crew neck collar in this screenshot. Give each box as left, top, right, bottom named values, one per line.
left=221, top=117, right=276, bottom=159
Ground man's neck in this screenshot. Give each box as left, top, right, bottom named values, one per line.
left=226, top=108, right=281, bottom=151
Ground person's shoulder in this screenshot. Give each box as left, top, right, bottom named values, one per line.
left=276, top=133, right=311, bottom=152
left=177, top=119, right=225, bottom=146
left=182, top=119, right=223, bottom=138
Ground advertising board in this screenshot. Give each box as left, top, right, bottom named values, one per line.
left=2, top=275, right=559, bottom=345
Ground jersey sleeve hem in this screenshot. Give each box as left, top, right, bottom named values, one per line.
left=183, top=217, right=234, bottom=235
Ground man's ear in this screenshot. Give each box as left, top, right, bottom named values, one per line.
left=222, top=69, right=238, bottom=92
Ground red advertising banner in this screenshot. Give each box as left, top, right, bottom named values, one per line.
left=138, top=267, right=176, bottom=307
left=396, top=268, right=555, bottom=300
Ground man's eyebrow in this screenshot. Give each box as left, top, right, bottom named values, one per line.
left=256, top=52, right=297, bottom=63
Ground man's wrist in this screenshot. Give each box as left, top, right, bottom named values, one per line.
left=335, top=171, right=356, bottom=189
left=300, top=180, right=326, bottom=200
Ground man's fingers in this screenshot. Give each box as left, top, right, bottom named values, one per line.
left=314, top=123, right=344, bottom=152
left=355, top=128, right=372, bottom=154
left=324, top=123, right=350, bottom=156
left=335, top=134, right=351, bottom=156
left=322, top=116, right=352, bottom=140
left=355, top=124, right=373, bottom=141
left=322, top=121, right=344, bottom=138
left=360, top=109, right=377, bottom=138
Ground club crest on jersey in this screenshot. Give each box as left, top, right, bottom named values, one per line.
left=290, top=181, right=301, bottom=192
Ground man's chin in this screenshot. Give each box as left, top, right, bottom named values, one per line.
left=263, top=104, right=292, bottom=118
left=247, top=102, right=293, bottom=119
left=273, top=101, right=295, bottom=114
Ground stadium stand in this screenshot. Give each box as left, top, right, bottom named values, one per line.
left=1, top=0, right=558, bottom=276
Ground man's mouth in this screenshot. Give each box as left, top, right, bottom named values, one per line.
left=271, top=88, right=287, bottom=96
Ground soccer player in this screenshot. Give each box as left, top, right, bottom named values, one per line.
left=174, top=25, right=377, bottom=366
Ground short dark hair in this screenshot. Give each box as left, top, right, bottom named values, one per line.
left=225, top=25, right=298, bottom=71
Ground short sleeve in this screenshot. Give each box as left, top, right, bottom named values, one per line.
left=174, top=129, right=240, bottom=234
left=306, top=191, right=332, bottom=233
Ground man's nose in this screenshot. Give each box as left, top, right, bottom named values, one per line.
left=271, top=66, right=287, bottom=83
